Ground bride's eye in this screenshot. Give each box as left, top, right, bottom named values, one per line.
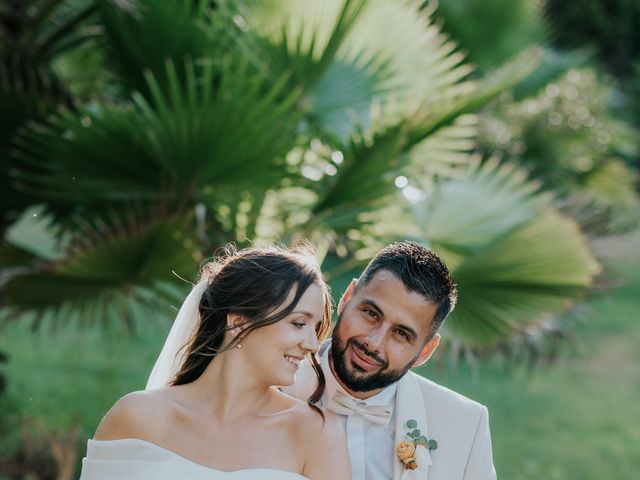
left=292, top=322, right=306, bottom=329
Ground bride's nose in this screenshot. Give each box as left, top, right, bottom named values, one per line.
left=301, top=328, right=320, bottom=354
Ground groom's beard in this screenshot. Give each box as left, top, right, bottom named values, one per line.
left=330, top=314, right=417, bottom=392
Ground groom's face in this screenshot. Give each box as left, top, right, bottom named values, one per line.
left=330, top=270, right=440, bottom=399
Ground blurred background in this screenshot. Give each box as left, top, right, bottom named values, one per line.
left=1, top=0, right=639, bottom=478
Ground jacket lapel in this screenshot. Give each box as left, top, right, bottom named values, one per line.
left=393, top=373, right=432, bottom=480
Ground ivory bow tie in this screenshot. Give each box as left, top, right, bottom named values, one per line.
left=327, top=390, right=392, bottom=426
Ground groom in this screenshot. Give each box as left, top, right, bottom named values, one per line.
left=288, top=242, right=496, bottom=480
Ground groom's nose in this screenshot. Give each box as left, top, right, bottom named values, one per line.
left=363, top=326, right=385, bottom=352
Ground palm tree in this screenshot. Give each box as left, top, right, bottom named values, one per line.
left=1, top=0, right=598, bottom=348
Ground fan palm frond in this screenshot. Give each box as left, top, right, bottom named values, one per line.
left=241, top=0, right=475, bottom=139
left=413, top=156, right=544, bottom=263
left=405, top=114, right=479, bottom=179
left=0, top=0, right=99, bottom=62
left=1, top=214, right=197, bottom=325
left=97, top=0, right=228, bottom=96
left=0, top=59, right=73, bottom=226
left=410, top=158, right=599, bottom=347
left=305, top=48, right=541, bottom=234
left=1, top=0, right=99, bottom=228
left=445, top=208, right=600, bottom=347
left=11, top=57, right=301, bottom=217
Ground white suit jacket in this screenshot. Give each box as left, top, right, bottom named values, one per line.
left=286, top=355, right=497, bottom=480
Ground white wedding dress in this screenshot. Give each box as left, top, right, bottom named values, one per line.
left=79, top=438, right=310, bottom=480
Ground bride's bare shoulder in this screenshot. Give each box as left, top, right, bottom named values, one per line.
left=299, top=408, right=351, bottom=480
left=93, top=389, right=174, bottom=441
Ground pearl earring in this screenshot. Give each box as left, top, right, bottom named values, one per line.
left=231, top=325, right=242, bottom=349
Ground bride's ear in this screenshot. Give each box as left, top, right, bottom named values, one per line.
left=226, top=312, right=248, bottom=331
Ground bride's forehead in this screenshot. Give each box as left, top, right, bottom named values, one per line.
left=262, top=282, right=323, bottom=314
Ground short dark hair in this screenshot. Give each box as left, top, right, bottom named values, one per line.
left=358, top=242, right=457, bottom=340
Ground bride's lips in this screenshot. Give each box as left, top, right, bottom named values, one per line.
left=284, top=354, right=302, bottom=371
left=348, top=344, right=383, bottom=372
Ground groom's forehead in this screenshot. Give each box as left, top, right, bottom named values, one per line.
left=354, top=270, right=409, bottom=297
left=355, top=271, right=432, bottom=312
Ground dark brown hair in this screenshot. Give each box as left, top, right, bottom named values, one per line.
left=359, top=241, right=457, bottom=341
left=172, top=244, right=331, bottom=407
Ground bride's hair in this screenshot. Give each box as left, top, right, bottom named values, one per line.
left=171, top=243, right=331, bottom=407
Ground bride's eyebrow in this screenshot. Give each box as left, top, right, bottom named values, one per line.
left=289, top=310, right=314, bottom=318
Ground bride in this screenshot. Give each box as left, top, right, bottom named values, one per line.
left=79, top=245, right=351, bottom=479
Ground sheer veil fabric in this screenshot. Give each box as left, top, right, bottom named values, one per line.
left=146, top=280, right=208, bottom=390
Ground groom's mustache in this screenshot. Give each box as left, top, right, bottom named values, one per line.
left=348, top=339, right=388, bottom=369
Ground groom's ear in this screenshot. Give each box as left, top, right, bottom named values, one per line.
left=413, top=333, right=440, bottom=367
left=337, top=278, right=358, bottom=315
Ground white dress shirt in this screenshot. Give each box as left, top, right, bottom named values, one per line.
left=320, top=348, right=397, bottom=480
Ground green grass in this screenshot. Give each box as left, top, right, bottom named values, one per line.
left=0, top=316, right=172, bottom=450
left=1, top=235, right=639, bottom=479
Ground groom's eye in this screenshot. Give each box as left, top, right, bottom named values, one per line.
left=364, top=308, right=377, bottom=319
left=394, top=328, right=412, bottom=342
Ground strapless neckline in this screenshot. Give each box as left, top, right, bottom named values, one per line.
left=87, top=438, right=309, bottom=479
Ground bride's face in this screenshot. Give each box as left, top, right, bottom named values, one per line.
left=239, top=283, right=324, bottom=387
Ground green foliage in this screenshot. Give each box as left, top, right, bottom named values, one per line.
left=0, top=0, right=98, bottom=226
left=412, top=158, right=599, bottom=346
left=96, top=0, right=224, bottom=97
left=545, top=0, right=640, bottom=78
left=2, top=214, right=194, bottom=326
left=1, top=1, right=596, bottom=350
left=478, top=67, right=639, bottom=226
left=544, top=0, right=640, bottom=127
left=436, top=0, right=548, bottom=71
left=0, top=2, right=622, bottom=476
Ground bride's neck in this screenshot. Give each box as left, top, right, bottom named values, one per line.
left=186, top=350, right=274, bottom=422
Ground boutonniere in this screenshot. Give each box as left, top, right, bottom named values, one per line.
left=395, top=419, right=438, bottom=470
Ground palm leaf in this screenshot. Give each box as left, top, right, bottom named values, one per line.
left=97, top=0, right=226, bottom=96
left=0, top=0, right=99, bottom=62
left=238, top=0, right=368, bottom=92
left=11, top=58, right=301, bottom=216
left=1, top=214, right=198, bottom=324
left=1, top=0, right=97, bottom=224
left=0, top=58, right=73, bottom=223
left=435, top=0, right=548, bottom=71
left=405, top=114, right=479, bottom=178
left=413, top=156, right=544, bottom=263
left=445, top=208, right=599, bottom=347
left=305, top=48, right=540, bottom=233
left=0, top=242, right=42, bottom=268
left=241, top=0, right=474, bottom=139
left=410, top=159, right=599, bottom=347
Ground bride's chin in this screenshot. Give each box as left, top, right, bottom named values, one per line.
left=277, top=374, right=296, bottom=387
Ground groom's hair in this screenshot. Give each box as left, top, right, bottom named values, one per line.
left=358, top=242, right=457, bottom=340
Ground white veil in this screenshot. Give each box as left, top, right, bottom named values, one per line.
left=145, top=280, right=209, bottom=390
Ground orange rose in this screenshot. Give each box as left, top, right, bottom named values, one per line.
left=396, top=441, right=416, bottom=463
left=406, top=460, right=418, bottom=470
